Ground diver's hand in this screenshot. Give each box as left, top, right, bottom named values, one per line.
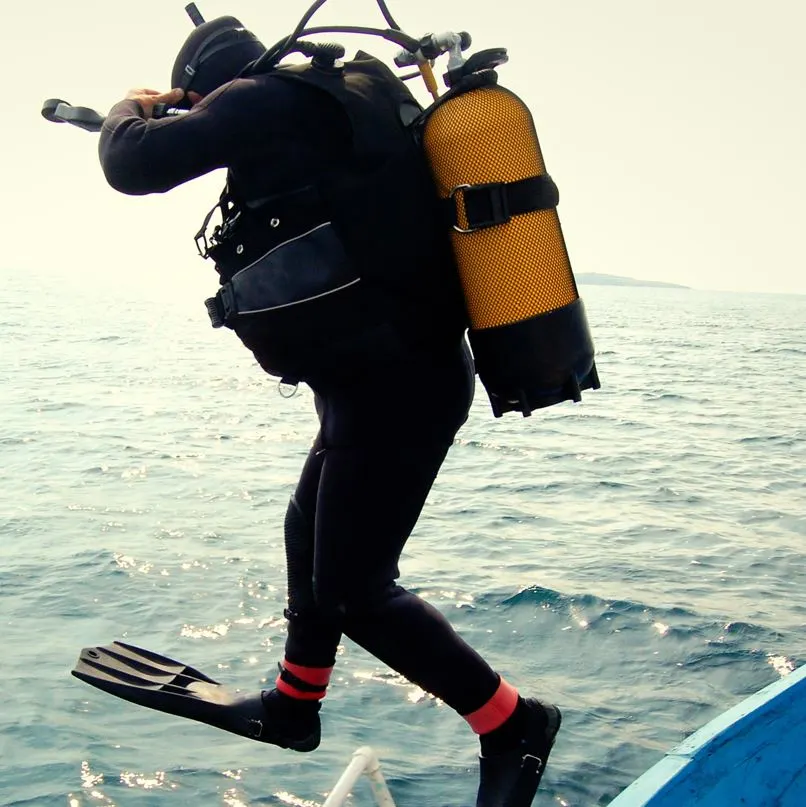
left=124, top=88, right=184, bottom=118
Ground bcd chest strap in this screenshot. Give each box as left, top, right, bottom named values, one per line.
left=444, top=173, right=559, bottom=233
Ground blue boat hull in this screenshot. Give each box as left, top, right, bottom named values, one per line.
left=608, top=664, right=806, bottom=806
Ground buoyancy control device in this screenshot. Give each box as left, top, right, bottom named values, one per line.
left=196, top=51, right=466, bottom=385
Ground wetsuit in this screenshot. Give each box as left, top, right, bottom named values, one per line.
left=100, top=72, right=502, bottom=716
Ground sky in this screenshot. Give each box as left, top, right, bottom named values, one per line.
left=2, top=0, right=805, bottom=296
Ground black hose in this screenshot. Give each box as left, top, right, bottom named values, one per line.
left=249, top=0, right=330, bottom=73
left=375, top=0, right=402, bottom=30
left=252, top=25, right=419, bottom=73
left=247, top=0, right=420, bottom=74
left=290, top=25, right=418, bottom=50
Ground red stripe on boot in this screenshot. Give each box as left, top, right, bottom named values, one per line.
left=275, top=677, right=326, bottom=700
left=275, top=660, right=334, bottom=701
left=463, top=678, right=520, bottom=735
left=282, top=660, right=333, bottom=687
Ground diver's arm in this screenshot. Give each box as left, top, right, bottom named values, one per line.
left=98, top=83, right=234, bottom=195
left=99, top=75, right=349, bottom=197
left=98, top=78, right=286, bottom=196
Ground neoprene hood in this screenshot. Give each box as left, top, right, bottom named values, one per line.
left=171, top=16, right=265, bottom=102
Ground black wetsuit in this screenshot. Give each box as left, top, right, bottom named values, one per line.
left=100, top=73, right=501, bottom=715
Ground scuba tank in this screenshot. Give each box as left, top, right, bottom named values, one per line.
left=415, top=50, right=600, bottom=417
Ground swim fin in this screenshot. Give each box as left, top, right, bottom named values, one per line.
left=72, top=641, right=320, bottom=751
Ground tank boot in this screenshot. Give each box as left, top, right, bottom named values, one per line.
left=476, top=699, right=562, bottom=807
left=258, top=689, right=322, bottom=752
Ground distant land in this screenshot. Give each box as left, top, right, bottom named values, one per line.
left=577, top=273, right=689, bottom=289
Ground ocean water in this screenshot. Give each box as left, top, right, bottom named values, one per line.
left=1, top=271, right=804, bottom=807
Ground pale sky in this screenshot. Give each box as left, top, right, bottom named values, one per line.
left=3, top=0, right=805, bottom=295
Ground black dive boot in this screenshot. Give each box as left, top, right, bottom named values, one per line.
left=476, top=699, right=562, bottom=807
left=259, top=689, right=321, bottom=751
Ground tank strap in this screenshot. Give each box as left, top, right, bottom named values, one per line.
left=444, top=174, right=560, bottom=233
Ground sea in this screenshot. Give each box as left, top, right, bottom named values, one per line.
left=1, top=269, right=804, bottom=807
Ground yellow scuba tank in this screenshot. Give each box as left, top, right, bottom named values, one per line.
left=419, top=49, right=600, bottom=417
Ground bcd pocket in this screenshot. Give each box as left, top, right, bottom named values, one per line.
left=206, top=221, right=359, bottom=323
left=205, top=220, right=386, bottom=379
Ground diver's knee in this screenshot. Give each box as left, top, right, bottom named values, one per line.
left=313, top=580, right=401, bottom=618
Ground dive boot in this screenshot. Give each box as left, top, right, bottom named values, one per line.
left=260, top=689, right=321, bottom=751
left=476, top=699, right=562, bottom=807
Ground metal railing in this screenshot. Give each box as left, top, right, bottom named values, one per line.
left=323, top=747, right=397, bottom=807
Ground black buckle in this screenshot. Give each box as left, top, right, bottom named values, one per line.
left=450, top=182, right=511, bottom=233
left=194, top=193, right=241, bottom=259
left=204, top=284, right=236, bottom=329
left=195, top=226, right=210, bottom=259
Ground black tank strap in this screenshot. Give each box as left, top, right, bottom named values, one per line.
left=444, top=174, right=559, bottom=233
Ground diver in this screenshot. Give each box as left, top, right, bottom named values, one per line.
left=96, top=15, right=561, bottom=806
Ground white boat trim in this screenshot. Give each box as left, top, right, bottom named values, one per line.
left=323, top=746, right=397, bottom=807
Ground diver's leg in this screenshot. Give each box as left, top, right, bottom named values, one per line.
left=310, top=441, right=505, bottom=711
left=281, top=436, right=343, bottom=673
left=256, top=434, right=342, bottom=751
left=273, top=494, right=342, bottom=703
left=312, top=440, right=561, bottom=803
left=348, top=583, right=562, bottom=807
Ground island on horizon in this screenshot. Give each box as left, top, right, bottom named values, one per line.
left=576, top=272, right=689, bottom=289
